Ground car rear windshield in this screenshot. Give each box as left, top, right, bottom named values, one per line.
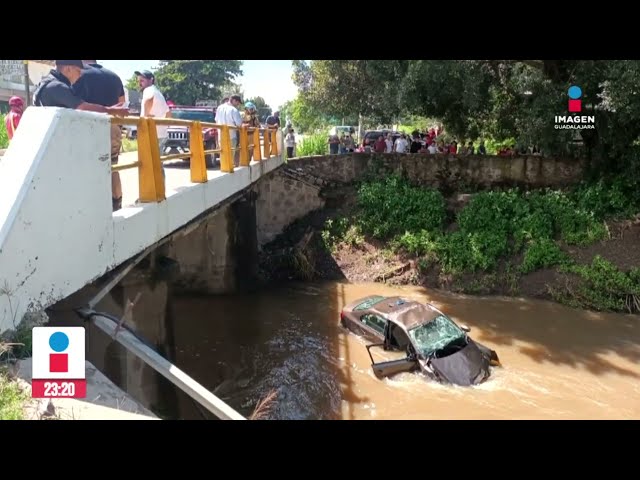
left=171, top=110, right=215, bottom=122
left=354, top=296, right=385, bottom=311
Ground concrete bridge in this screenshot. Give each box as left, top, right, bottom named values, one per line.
left=0, top=107, right=286, bottom=336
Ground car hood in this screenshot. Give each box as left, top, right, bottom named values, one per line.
left=425, top=341, right=491, bottom=386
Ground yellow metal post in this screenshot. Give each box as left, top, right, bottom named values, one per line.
left=253, top=128, right=262, bottom=161
left=137, top=118, right=165, bottom=202
left=263, top=128, right=271, bottom=159
left=272, top=129, right=280, bottom=156
left=239, top=126, right=250, bottom=167
left=219, top=125, right=234, bottom=173
left=189, top=121, right=208, bottom=183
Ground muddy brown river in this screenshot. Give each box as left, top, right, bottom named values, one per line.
left=161, top=281, right=640, bottom=420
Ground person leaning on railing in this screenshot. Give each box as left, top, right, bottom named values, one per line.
left=72, top=60, right=128, bottom=212
left=33, top=60, right=129, bottom=117
left=242, top=102, right=260, bottom=161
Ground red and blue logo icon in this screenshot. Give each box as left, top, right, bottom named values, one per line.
left=31, top=326, right=86, bottom=398
left=48, top=331, right=70, bottom=373
left=568, top=85, right=582, bottom=112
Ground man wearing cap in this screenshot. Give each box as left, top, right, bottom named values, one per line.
left=73, top=61, right=127, bottom=211
left=4, top=96, right=24, bottom=141
left=135, top=69, right=170, bottom=156
left=33, top=61, right=128, bottom=117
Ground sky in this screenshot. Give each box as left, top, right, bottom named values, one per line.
left=99, top=60, right=298, bottom=110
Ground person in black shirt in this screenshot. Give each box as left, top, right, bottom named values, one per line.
left=33, top=60, right=128, bottom=116
left=33, top=60, right=128, bottom=211
left=73, top=61, right=127, bottom=211
left=265, top=111, right=280, bottom=130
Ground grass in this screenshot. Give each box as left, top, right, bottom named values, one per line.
left=0, top=368, right=27, bottom=420
left=0, top=123, right=8, bottom=149
left=0, top=328, right=38, bottom=420
left=121, top=138, right=138, bottom=153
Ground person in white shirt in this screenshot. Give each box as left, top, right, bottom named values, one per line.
left=427, top=143, right=438, bottom=154
left=394, top=134, right=408, bottom=153
left=214, top=94, right=243, bottom=166
left=285, top=128, right=296, bottom=158
left=135, top=69, right=170, bottom=156
left=385, top=134, right=394, bottom=153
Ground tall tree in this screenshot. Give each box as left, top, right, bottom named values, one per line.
left=153, top=60, right=243, bottom=105
left=292, top=60, right=409, bottom=123
left=125, top=73, right=138, bottom=91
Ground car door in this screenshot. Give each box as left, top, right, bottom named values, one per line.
left=356, top=312, right=387, bottom=343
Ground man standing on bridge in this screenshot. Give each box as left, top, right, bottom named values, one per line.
left=73, top=60, right=127, bottom=211
left=215, top=94, right=243, bottom=167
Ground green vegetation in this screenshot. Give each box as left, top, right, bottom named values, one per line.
left=0, top=326, right=37, bottom=420
left=553, top=256, right=640, bottom=313
left=0, top=123, right=8, bottom=149
left=121, top=138, right=138, bottom=153
left=0, top=370, right=27, bottom=420
left=297, top=133, right=327, bottom=156
left=322, top=174, right=640, bottom=314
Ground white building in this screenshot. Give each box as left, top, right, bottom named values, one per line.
left=0, top=60, right=54, bottom=112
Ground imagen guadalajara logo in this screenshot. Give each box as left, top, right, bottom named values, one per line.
left=554, top=85, right=595, bottom=130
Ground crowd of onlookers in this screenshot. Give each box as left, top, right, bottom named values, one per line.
left=327, top=126, right=541, bottom=156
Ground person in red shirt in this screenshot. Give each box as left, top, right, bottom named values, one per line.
left=373, top=135, right=387, bottom=153
left=4, top=96, right=24, bottom=140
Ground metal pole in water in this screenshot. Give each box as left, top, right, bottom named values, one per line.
left=77, top=308, right=246, bottom=420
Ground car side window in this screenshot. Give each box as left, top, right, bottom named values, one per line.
left=389, top=324, right=411, bottom=350
left=360, top=314, right=386, bottom=334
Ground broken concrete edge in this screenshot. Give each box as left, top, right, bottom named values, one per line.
left=8, top=357, right=159, bottom=420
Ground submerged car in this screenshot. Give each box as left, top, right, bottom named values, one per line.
left=340, top=295, right=501, bottom=386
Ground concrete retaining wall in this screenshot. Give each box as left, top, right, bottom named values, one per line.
left=286, top=153, right=584, bottom=189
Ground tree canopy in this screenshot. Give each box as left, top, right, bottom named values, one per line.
left=291, top=60, right=640, bottom=173
left=151, top=60, right=243, bottom=105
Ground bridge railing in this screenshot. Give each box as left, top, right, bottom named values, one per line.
left=109, top=116, right=281, bottom=203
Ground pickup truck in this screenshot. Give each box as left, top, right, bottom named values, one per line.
left=165, top=105, right=218, bottom=168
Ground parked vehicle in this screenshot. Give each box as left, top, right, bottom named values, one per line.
left=340, top=295, right=501, bottom=386
left=166, top=105, right=218, bottom=168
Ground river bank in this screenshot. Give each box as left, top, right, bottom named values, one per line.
left=258, top=180, right=640, bottom=315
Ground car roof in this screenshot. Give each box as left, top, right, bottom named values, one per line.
left=170, top=105, right=215, bottom=111
left=345, top=295, right=440, bottom=331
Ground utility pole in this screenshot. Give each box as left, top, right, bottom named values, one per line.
left=23, top=60, right=30, bottom=106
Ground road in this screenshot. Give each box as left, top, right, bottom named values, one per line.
left=117, top=151, right=225, bottom=207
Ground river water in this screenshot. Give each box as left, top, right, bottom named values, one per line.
left=165, top=281, right=640, bottom=420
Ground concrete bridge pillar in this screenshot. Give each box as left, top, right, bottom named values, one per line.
left=165, top=191, right=259, bottom=295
